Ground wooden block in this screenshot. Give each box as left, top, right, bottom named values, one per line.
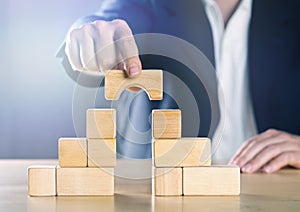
left=154, top=138, right=211, bottom=167
left=58, top=138, right=87, bottom=167
left=155, top=167, right=182, bottom=196
left=57, top=167, right=114, bottom=196
left=183, top=166, right=240, bottom=195
left=152, top=110, right=181, bottom=139
left=86, top=109, right=116, bottom=138
left=88, top=138, right=116, bottom=167
left=105, top=70, right=163, bottom=100
left=28, top=166, right=56, bottom=196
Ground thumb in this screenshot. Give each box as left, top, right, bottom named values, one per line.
left=125, top=56, right=142, bottom=78
left=113, top=19, right=142, bottom=78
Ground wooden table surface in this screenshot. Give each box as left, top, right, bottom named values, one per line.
left=0, top=160, right=300, bottom=212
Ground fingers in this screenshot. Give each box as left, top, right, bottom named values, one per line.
left=65, top=30, right=84, bottom=71
left=65, top=19, right=142, bottom=77
left=230, top=129, right=300, bottom=174
left=230, top=130, right=282, bottom=168
left=228, top=139, right=253, bottom=165
left=241, top=141, right=297, bottom=173
left=65, top=24, right=103, bottom=72
left=229, top=129, right=269, bottom=165
left=113, top=19, right=142, bottom=77
left=93, top=30, right=117, bottom=72
left=262, top=152, right=298, bottom=173
left=125, top=57, right=142, bottom=78
left=79, top=36, right=99, bottom=72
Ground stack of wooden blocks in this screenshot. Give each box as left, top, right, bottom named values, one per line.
left=27, top=69, right=240, bottom=197
left=153, top=109, right=240, bottom=196
left=28, top=109, right=116, bottom=196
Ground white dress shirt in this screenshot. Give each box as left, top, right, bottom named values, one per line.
left=202, top=0, right=257, bottom=164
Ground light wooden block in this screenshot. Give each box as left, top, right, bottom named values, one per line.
left=105, top=70, right=163, bottom=100
left=28, top=166, right=56, bottom=196
left=183, top=166, right=240, bottom=195
left=154, top=138, right=211, bottom=167
left=58, top=138, right=87, bottom=167
left=86, top=109, right=116, bottom=138
left=57, top=167, right=114, bottom=196
left=155, top=167, right=182, bottom=196
left=152, top=110, right=181, bottom=139
left=88, top=138, right=116, bottom=167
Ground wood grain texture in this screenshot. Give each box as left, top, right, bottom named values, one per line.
left=57, top=167, right=114, bottom=196
left=183, top=166, right=240, bottom=195
left=86, top=109, right=116, bottom=139
left=28, top=166, right=56, bottom=196
left=4, top=160, right=300, bottom=211
left=58, top=138, right=87, bottom=167
left=105, top=70, right=163, bottom=100
left=155, top=167, right=182, bottom=196
left=88, top=139, right=116, bottom=167
left=152, top=110, right=181, bottom=139
left=154, top=138, right=211, bottom=167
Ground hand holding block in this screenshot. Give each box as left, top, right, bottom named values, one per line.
left=86, top=109, right=116, bottom=138
left=57, top=167, right=114, bottom=196
left=28, top=166, right=56, bottom=196
left=58, top=138, right=87, bottom=167
left=88, top=138, right=116, bottom=167
left=105, top=70, right=163, bottom=100
left=152, top=110, right=181, bottom=139
left=155, top=167, right=182, bottom=196
left=183, top=166, right=240, bottom=195
left=154, top=138, right=211, bottom=167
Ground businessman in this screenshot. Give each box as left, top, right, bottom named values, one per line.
left=60, top=0, right=300, bottom=173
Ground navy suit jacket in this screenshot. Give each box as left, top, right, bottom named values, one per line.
left=59, top=0, right=300, bottom=157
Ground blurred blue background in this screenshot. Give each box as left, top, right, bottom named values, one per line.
left=0, top=0, right=100, bottom=158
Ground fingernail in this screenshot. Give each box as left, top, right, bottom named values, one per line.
left=242, top=164, right=253, bottom=173
left=264, top=166, right=272, bottom=173
left=129, top=63, right=140, bottom=77
left=231, top=160, right=238, bottom=165
left=230, top=160, right=241, bottom=167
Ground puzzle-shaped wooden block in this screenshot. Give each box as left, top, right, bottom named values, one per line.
left=105, top=70, right=163, bottom=100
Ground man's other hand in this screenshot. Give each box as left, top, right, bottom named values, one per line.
left=229, top=129, right=300, bottom=173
